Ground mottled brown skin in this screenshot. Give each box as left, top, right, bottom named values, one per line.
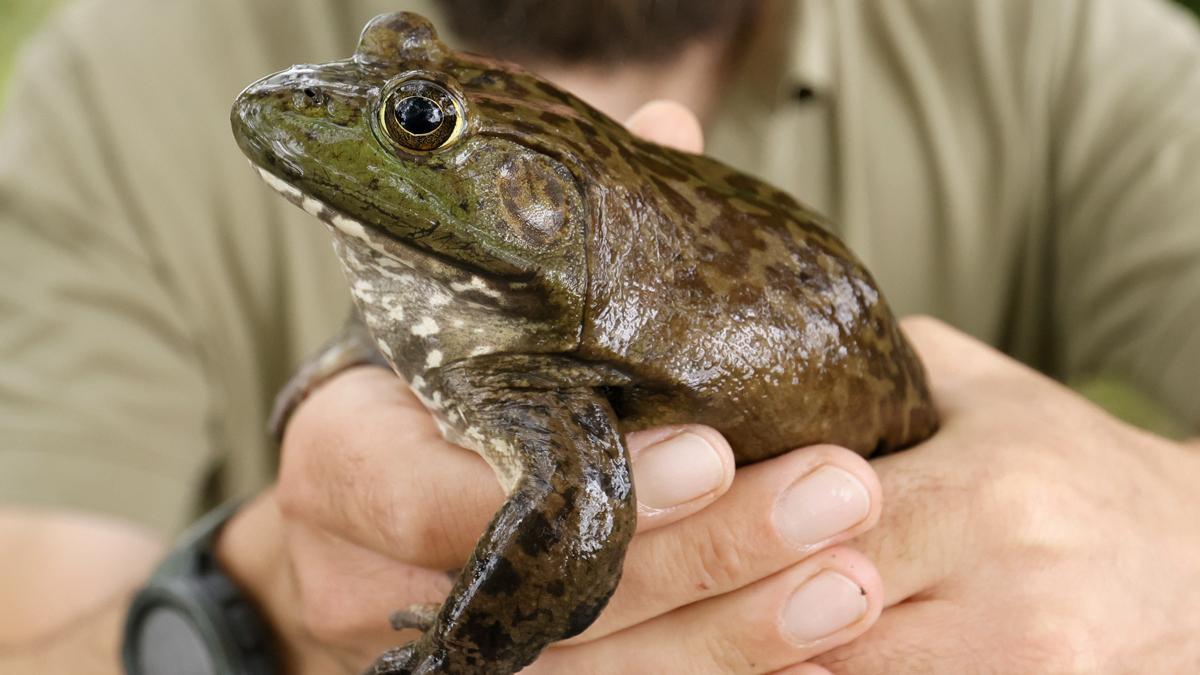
left=231, top=12, right=936, bottom=675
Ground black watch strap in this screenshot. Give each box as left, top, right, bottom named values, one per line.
left=122, top=501, right=278, bottom=675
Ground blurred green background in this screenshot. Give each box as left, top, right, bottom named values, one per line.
left=1, top=0, right=62, bottom=97
left=0, top=0, right=1193, bottom=438
left=2, top=0, right=1200, bottom=101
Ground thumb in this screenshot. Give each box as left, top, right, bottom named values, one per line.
left=624, top=99, right=705, bottom=154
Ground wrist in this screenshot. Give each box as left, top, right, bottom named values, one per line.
left=124, top=500, right=278, bottom=675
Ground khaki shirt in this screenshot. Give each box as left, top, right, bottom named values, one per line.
left=2, top=0, right=1198, bottom=535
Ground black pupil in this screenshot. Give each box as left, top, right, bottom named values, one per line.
left=396, top=96, right=443, bottom=135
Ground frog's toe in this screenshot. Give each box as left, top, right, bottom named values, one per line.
left=389, top=603, right=440, bottom=631
left=368, top=639, right=446, bottom=675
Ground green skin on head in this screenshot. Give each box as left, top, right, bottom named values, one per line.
left=232, top=12, right=937, bottom=675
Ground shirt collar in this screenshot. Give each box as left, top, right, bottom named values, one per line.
left=789, top=0, right=834, bottom=97
left=739, top=0, right=834, bottom=107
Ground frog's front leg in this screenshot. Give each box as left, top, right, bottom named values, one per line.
left=268, top=313, right=387, bottom=440
left=368, top=360, right=636, bottom=675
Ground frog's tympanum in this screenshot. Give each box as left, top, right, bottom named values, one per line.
left=232, top=12, right=937, bottom=675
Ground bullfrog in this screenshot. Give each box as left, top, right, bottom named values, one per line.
left=231, top=12, right=937, bottom=675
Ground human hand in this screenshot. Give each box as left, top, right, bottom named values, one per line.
left=216, top=101, right=890, bottom=674
left=626, top=105, right=1199, bottom=673
left=221, top=365, right=890, bottom=674
left=795, top=317, right=1200, bottom=674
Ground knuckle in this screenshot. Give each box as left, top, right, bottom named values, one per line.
left=976, top=450, right=1092, bottom=554
left=997, top=614, right=1101, bottom=674
left=977, top=459, right=1039, bottom=514
left=385, top=506, right=439, bottom=557
left=688, top=520, right=755, bottom=592
left=701, top=626, right=768, bottom=674
left=683, top=565, right=818, bottom=673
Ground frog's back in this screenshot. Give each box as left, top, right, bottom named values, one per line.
left=576, top=136, right=937, bottom=463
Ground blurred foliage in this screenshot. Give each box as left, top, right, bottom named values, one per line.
left=1073, top=376, right=1190, bottom=440
left=1, top=0, right=62, bottom=100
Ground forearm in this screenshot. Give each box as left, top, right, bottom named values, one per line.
left=0, top=508, right=162, bottom=672
left=0, top=594, right=128, bottom=675
left=0, top=509, right=162, bottom=642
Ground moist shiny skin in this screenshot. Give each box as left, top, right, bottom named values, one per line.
left=232, top=12, right=937, bottom=675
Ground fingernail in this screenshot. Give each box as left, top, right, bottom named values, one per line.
left=783, top=570, right=868, bottom=644
left=633, top=432, right=725, bottom=509
left=774, top=465, right=870, bottom=547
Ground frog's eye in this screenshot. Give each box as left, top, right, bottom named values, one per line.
left=379, top=79, right=464, bottom=152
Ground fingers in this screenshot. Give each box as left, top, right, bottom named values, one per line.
left=282, top=520, right=450, bottom=660
left=278, top=366, right=503, bottom=569
left=624, top=99, right=705, bottom=153
left=221, top=493, right=449, bottom=671
left=279, top=367, right=736, bottom=569
left=541, top=547, right=882, bottom=675
left=626, top=425, right=736, bottom=529
left=216, top=493, right=360, bottom=673
left=569, top=444, right=880, bottom=643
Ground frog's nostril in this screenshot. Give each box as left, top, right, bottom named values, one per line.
left=292, top=86, right=327, bottom=112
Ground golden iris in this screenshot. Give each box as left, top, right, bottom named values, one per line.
left=380, top=79, right=464, bottom=152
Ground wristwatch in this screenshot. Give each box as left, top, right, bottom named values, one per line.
left=122, top=501, right=278, bottom=675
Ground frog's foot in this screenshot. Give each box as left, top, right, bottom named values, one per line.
left=389, top=603, right=440, bottom=632
left=269, top=314, right=387, bottom=441
left=368, top=639, right=446, bottom=675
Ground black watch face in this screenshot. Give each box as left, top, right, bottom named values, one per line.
left=135, top=607, right=218, bottom=675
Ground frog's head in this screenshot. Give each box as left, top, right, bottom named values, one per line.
left=232, top=12, right=629, bottom=329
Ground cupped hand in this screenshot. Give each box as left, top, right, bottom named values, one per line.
left=216, top=100, right=889, bottom=675
left=797, top=317, right=1200, bottom=675
left=222, top=367, right=884, bottom=674
left=626, top=106, right=1200, bottom=673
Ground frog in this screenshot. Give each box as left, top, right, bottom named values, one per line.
left=231, top=12, right=938, bottom=675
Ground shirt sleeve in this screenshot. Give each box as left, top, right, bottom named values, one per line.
left=0, top=24, right=217, bottom=534
left=1052, top=0, right=1200, bottom=432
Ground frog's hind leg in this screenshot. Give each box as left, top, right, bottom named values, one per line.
left=268, top=314, right=387, bottom=441
left=368, top=361, right=636, bottom=675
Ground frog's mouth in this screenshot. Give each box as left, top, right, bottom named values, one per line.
left=251, top=163, right=523, bottom=306
left=253, top=164, right=374, bottom=242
